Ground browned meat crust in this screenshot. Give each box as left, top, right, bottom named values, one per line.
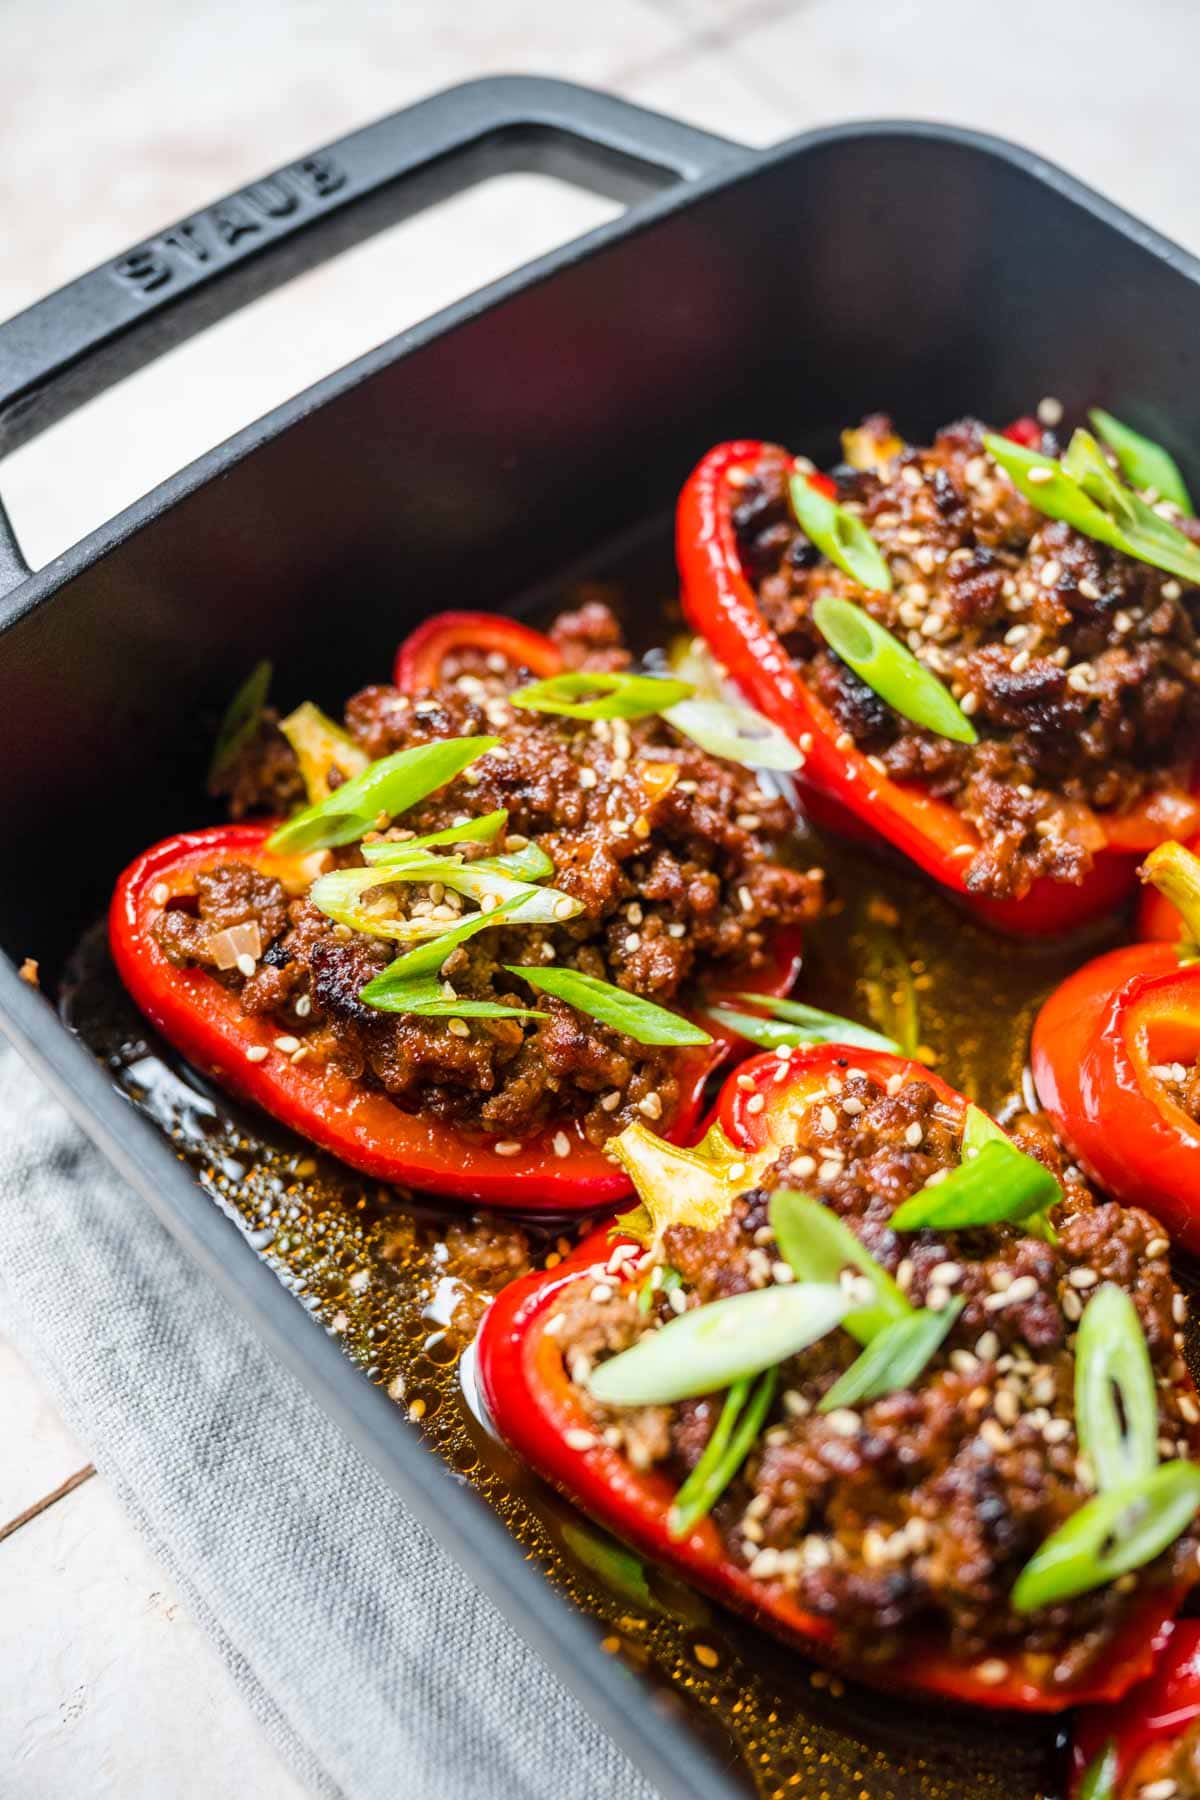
left=155, top=606, right=821, bottom=1145
left=737, top=418, right=1200, bottom=899
left=556, top=1067, right=1200, bottom=1676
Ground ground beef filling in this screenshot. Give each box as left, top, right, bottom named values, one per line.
left=556, top=1069, right=1200, bottom=1677
left=735, top=417, right=1200, bottom=900
left=156, top=605, right=821, bottom=1146
left=1155, top=1055, right=1200, bottom=1124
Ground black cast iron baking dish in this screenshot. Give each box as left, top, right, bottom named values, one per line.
left=4, top=76, right=1200, bottom=1800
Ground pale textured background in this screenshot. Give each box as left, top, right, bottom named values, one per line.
left=2, top=1, right=1195, bottom=1794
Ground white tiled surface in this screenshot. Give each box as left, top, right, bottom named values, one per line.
left=4, top=2, right=1200, bottom=1794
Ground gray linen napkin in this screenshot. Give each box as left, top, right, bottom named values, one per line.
left=0, top=1043, right=657, bottom=1800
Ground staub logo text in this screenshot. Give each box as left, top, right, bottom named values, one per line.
left=110, top=154, right=347, bottom=296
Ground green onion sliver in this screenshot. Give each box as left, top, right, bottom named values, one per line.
left=985, top=433, right=1200, bottom=587
left=208, top=659, right=271, bottom=784
left=559, top=1520, right=657, bottom=1609
left=812, top=595, right=978, bottom=745
left=788, top=473, right=893, bottom=593
left=1011, top=1460, right=1200, bottom=1613
left=269, top=736, right=498, bottom=854
left=708, top=993, right=900, bottom=1055
left=818, top=1298, right=964, bottom=1413
left=509, top=669, right=693, bottom=721
left=960, top=1102, right=1008, bottom=1155
left=890, top=1138, right=1061, bottom=1232
left=311, top=855, right=581, bottom=941
left=1076, top=1740, right=1119, bottom=1800
left=360, top=810, right=509, bottom=859
left=1075, top=1283, right=1159, bottom=1493
left=669, top=1371, right=778, bottom=1540
left=504, top=965, right=711, bottom=1048
left=359, top=893, right=529, bottom=996
left=347, top=974, right=545, bottom=1021
left=1090, top=407, right=1194, bottom=515
left=587, top=1282, right=850, bottom=1407
left=769, top=1190, right=911, bottom=1346
left=662, top=696, right=802, bottom=772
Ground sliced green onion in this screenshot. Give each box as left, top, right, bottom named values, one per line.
left=769, top=1190, right=911, bottom=1345
left=813, top=595, right=978, bottom=745
left=818, top=1298, right=963, bottom=1413
left=1012, top=1460, right=1200, bottom=1613
left=268, top=737, right=498, bottom=854
left=1076, top=1740, right=1119, bottom=1800
left=669, top=1370, right=778, bottom=1540
left=473, top=843, right=556, bottom=882
left=788, top=474, right=894, bottom=593
left=1090, top=407, right=1194, bottom=515
left=504, top=965, right=711, bottom=1047
left=559, top=1520, right=657, bottom=1609
left=587, top=1282, right=849, bottom=1407
left=509, top=669, right=693, bottom=721
left=890, top=1138, right=1061, bottom=1232
left=959, top=1106, right=1059, bottom=1244
left=346, top=974, right=545, bottom=1021
left=208, top=659, right=271, bottom=783
left=961, top=1102, right=1009, bottom=1155
left=278, top=700, right=368, bottom=802
left=359, top=893, right=529, bottom=995
left=1075, top=1283, right=1159, bottom=1493
left=636, top=1263, right=682, bottom=1315
left=708, top=993, right=900, bottom=1054
left=311, top=855, right=581, bottom=941
left=661, top=696, right=802, bottom=772
left=985, top=432, right=1200, bottom=586
left=360, top=811, right=509, bottom=860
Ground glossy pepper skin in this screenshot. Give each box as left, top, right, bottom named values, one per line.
left=1032, top=869, right=1200, bottom=1251
left=1072, top=1622, right=1200, bottom=1796
left=477, top=1045, right=1186, bottom=1706
left=676, top=438, right=1197, bottom=936
left=393, top=609, right=563, bottom=692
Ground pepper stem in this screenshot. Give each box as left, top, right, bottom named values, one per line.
left=1141, top=840, right=1200, bottom=948
left=609, top=1121, right=748, bottom=1248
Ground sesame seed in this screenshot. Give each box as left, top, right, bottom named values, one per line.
left=1061, top=1289, right=1083, bottom=1322
left=668, top=1287, right=688, bottom=1315
left=447, top=1018, right=470, bottom=1038
left=772, top=1261, right=795, bottom=1285
left=493, top=1140, right=522, bottom=1157
left=273, top=1036, right=300, bottom=1054
left=896, top=1258, right=914, bottom=1291
left=667, top=921, right=686, bottom=938
left=245, top=1045, right=269, bottom=1064
left=553, top=1132, right=571, bottom=1159
left=818, top=1160, right=842, bottom=1184
left=979, top=1420, right=1010, bottom=1452
left=600, top=1091, right=622, bottom=1113
left=234, top=952, right=256, bottom=978
left=1039, top=559, right=1061, bottom=588
left=974, top=1658, right=1009, bottom=1686
left=1006, top=1275, right=1039, bottom=1304
left=746, top=1093, right=765, bottom=1116
left=590, top=1283, right=613, bottom=1303
left=994, top=1389, right=1020, bottom=1426
left=1036, top=396, right=1063, bottom=426
left=637, top=1093, right=663, bottom=1121
left=792, top=1155, right=817, bottom=1179
left=1180, top=1395, right=1200, bottom=1425
left=738, top=885, right=754, bottom=913
left=737, top=813, right=761, bottom=830
left=1026, top=466, right=1053, bottom=485
left=1140, top=1782, right=1180, bottom=1800
left=1163, top=579, right=1183, bottom=601
left=975, top=1332, right=1000, bottom=1360
left=295, top=993, right=312, bottom=1019
left=1043, top=1417, right=1071, bottom=1444
left=578, top=767, right=597, bottom=789
left=1174, top=1294, right=1189, bottom=1324
left=825, top=1409, right=860, bottom=1437
left=1147, top=1237, right=1170, bottom=1260
left=886, top=1073, right=904, bottom=1097
left=819, top=1104, right=838, bottom=1135
left=950, top=1350, right=979, bottom=1376
left=926, top=1286, right=951, bottom=1312
left=564, top=1428, right=597, bottom=1450
left=904, top=1122, right=923, bottom=1148
left=480, top=893, right=501, bottom=914
left=1068, top=1267, right=1098, bottom=1289
left=727, top=1162, right=747, bottom=1181
left=552, top=896, right=575, bottom=920
left=150, top=882, right=170, bottom=906
left=930, top=1261, right=962, bottom=1286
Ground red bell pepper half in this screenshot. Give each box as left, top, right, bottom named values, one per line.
left=477, top=1044, right=1185, bottom=1706
left=1072, top=1621, right=1200, bottom=1797
left=1032, top=841, right=1200, bottom=1251
left=677, top=438, right=1198, bottom=936
left=111, top=821, right=799, bottom=1213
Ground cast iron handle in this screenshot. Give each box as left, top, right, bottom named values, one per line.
left=0, top=77, right=742, bottom=592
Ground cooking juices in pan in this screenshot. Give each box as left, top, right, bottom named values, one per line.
left=78, top=409, right=1200, bottom=1798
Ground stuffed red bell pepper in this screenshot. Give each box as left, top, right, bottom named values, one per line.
left=677, top=413, right=1200, bottom=934
left=1072, top=1622, right=1200, bottom=1797
left=111, top=605, right=818, bottom=1209
left=478, top=1043, right=1200, bottom=1705
left=1032, top=840, right=1200, bottom=1251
